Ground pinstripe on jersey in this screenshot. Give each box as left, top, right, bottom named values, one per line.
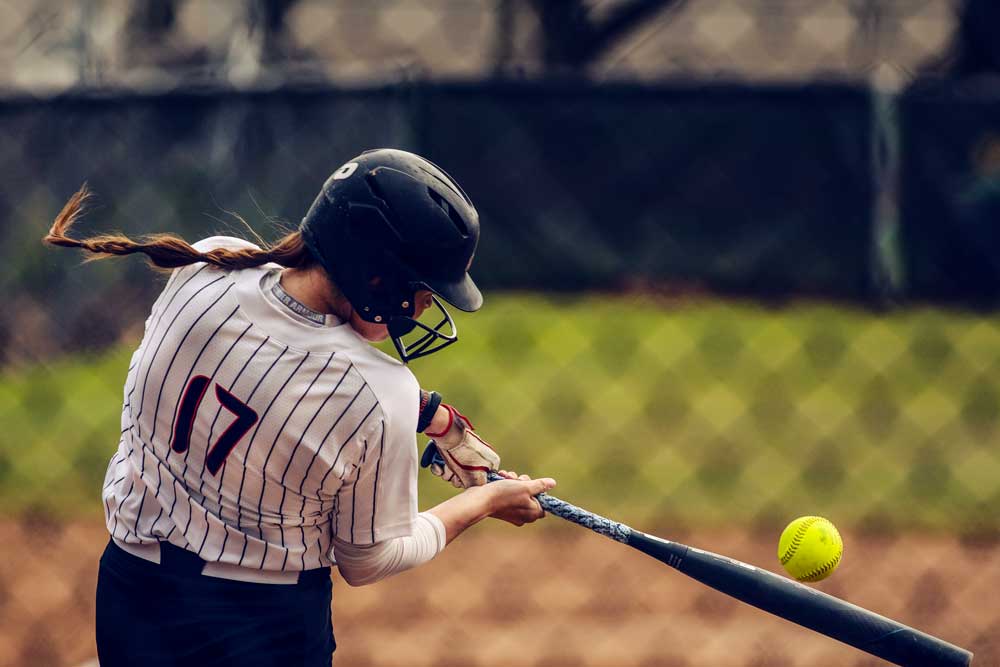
left=103, top=237, right=421, bottom=571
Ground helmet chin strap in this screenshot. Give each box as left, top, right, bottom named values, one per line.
left=388, top=295, right=458, bottom=363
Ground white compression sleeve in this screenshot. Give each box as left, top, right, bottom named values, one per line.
left=332, top=512, right=446, bottom=586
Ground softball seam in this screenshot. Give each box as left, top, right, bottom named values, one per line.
left=799, top=550, right=842, bottom=582
left=779, top=516, right=819, bottom=565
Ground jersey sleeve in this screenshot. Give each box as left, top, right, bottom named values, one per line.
left=331, top=371, right=420, bottom=546
left=331, top=414, right=419, bottom=546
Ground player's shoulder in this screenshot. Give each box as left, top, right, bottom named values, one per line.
left=191, top=235, right=263, bottom=254
left=345, top=345, right=419, bottom=436
left=169, top=236, right=271, bottom=285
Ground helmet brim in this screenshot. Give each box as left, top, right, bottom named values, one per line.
left=423, top=273, right=483, bottom=312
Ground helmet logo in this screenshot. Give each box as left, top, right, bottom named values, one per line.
left=333, top=162, right=359, bottom=180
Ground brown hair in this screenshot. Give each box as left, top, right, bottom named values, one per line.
left=43, top=185, right=315, bottom=271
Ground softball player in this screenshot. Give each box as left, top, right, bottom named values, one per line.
left=45, top=149, right=554, bottom=667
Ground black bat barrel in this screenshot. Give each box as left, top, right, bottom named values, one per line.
left=627, top=531, right=972, bottom=667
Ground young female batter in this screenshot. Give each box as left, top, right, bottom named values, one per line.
left=45, top=149, right=554, bottom=667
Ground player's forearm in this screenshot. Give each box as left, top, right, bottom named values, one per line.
left=426, top=485, right=495, bottom=544
left=333, top=512, right=446, bottom=586
left=334, top=489, right=496, bottom=585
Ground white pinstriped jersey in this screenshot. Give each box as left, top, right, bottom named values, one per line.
left=103, top=237, right=420, bottom=571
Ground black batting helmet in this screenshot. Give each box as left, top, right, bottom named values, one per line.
left=299, top=148, right=482, bottom=362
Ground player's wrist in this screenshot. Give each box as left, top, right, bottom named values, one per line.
left=417, top=390, right=444, bottom=433
left=421, top=404, right=500, bottom=488
left=462, top=483, right=498, bottom=515
left=425, top=403, right=453, bottom=438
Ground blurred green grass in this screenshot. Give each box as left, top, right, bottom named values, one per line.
left=2, top=294, right=999, bottom=532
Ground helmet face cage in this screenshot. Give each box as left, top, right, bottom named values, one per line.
left=387, top=295, right=458, bottom=362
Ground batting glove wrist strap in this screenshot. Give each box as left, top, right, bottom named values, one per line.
left=425, top=404, right=500, bottom=488
left=417, top=390, right=443, bottom=433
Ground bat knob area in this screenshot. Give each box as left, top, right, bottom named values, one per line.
left=420, top=441, right=441, bottom=469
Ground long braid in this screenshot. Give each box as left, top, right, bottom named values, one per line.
left=43, top=185, right=314, bottom=270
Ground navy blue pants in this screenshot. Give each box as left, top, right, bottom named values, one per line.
left=96, top=540, right=335, bottom=667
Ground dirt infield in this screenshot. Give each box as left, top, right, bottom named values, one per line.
left=2, top=517, right=997, bottom=667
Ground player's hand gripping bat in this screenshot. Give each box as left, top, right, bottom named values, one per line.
left=420, top=444, right=973, bottom=667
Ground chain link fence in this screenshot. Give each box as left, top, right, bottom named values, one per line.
left=3, top=2, right=1000, bottom=667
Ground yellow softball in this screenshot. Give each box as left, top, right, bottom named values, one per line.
left=778, top=516, right=843, bottom=583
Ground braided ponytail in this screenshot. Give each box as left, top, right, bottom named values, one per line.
left=44, top=185, right=314, bottom=270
